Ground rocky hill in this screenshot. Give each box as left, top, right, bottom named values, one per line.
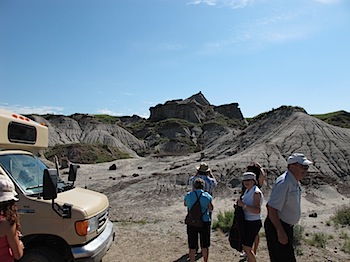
left=200, top=106, right=350, bottom=194
left=27, top=93, right=350, bottom=191
left=30, top=92, right=246, bottom=160
left=30, top=113, right=146, bottom=158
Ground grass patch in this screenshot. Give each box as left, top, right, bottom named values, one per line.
left=293, top=224, right=304, bottom=247
left=307, top=232, right=327, bottom=248
left=340, top=230, right=349, bottom=239
left=342, top=239, right=350, bottom=254
left=312, top=110, right=350, bottom=128
left=94, top=114, right=120, bottom=124
left=331, top=206, right=350, bottom=226
left=157, top=118, right=195, bottom=129
left=116, top=219, right=149, bottom=226
left=212, top=210, right=234, bottom=233
left=293, top=224, right=305, bottom=256
left=45, top=143, right=130, bottom=164
left=204, top=116, right=246, bottom=128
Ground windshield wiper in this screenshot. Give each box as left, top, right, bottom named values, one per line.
left=26, top=184, right=43, bottom=190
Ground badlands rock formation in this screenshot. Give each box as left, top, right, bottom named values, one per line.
left=28, top=93, right=350, bottom=191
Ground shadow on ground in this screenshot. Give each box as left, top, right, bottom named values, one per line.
left=173, top=252, right=203, bottom=262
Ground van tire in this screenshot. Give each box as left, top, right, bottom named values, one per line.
left=19, top=247, right=63, bottom=262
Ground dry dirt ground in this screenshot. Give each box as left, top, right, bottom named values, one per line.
left=68, top=157, right=350, bottom=262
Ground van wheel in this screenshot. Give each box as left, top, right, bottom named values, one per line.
left=19, top=247, right=63, bottom=262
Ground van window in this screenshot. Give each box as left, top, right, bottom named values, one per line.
left=0, top=153, right=46, bottom=195
left=8, top=122, right=37, bottom=144
left=0, top=154, right=69, bottom=196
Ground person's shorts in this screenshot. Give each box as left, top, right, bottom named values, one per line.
left=242, top=219, right=262, bottom=247
left=187, top=222, right=211, bottom=249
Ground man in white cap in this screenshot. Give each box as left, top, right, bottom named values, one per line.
left=264, top=153, right=312, bottom=262
left=189, top=162, right=217, bottom=196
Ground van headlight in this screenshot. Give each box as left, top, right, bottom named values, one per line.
left=75, top=216, right=99, bottom=236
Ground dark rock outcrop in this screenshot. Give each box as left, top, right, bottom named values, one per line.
left=214, top=103, right=243, bottom=120
left=149, top=91, right=244, bottom=123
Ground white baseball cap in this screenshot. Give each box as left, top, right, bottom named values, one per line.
left=0, top=175, right=19, bottom=202
left=287, top=153, right=313, bottom=166
left=242, top=172, right=257, bottom=181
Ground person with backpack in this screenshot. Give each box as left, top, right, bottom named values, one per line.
left=236, top=172, right=264, bottom=262
left=184, top=178, right=213, bottom=262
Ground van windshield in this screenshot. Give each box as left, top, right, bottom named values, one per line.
left=0, top=153, right=66, bottom=195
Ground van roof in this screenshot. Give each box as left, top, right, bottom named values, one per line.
left=0, top=109, right=48, bottom=152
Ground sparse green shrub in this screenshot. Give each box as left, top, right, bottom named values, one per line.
left=157, top=118, right=194, bottom=129
left=312, top=110, right=350, bottom=129
left=341, top=239, right=350, bottom=254
left=212, top=210, right=234, bottom=233
left=94, top=114, right=119, bottom=124
left=204, top=116, right=246, bottom=128
left=45, top=143, right=130, bottom=164
left=292, top=224, right=304, bottom=256
left=308, top=232, right=327, bottom=248
left=340, top=230, right=349, bottom=239
left=331, top=206, right=350, bottom=226
left=293, top=224, right=304, bottom=247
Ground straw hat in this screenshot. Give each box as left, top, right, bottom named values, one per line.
left=196, top=162, right=210, bottom=173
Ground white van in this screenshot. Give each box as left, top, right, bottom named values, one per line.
left=0, top=109, right=115, bottom=262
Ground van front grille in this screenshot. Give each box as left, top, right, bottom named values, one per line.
left=98, top=209, right=108, bottom=230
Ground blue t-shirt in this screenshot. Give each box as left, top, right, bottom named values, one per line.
left=184, top=189, right=212, bottom=222
left=189, top=175, right=217, bottom=195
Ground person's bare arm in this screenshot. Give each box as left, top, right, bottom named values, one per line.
left=208, top=171, right=217, bottom=181
left=267, top=204, right=288, bottom=245
left=243, top=192, right=261, bottom=214
left=208, top=202, right=213, bottom=212
left=6, top=223, right=24, bottom=260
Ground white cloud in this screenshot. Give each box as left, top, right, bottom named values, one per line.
left=314, top=0, right=340, bottom=4
left=189, top=0, right=342, bottom=9
left=97, top=108, right=123, bottom=116
left=188, top=0, right=217, bottom=6
left=156, top=42, right=185, bottom=51
left=0, top=103, right=64, bottom=115
left=121, top=92, right=133, bottom=96
left=197, top=7, right=319, bottom=56
left=188, top=0, right=252, bottom=9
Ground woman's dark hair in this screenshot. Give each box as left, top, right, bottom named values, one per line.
left=246, top=162, right=264, bottom=188
left=0, top=200, right=20, bottom=229
left=193, top=178, right=205, bottom=190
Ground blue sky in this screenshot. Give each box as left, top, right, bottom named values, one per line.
left=1, top=0, right=349, bottom=118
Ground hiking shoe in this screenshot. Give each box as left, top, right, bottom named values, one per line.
left=240, top=252, right=247, bottom=258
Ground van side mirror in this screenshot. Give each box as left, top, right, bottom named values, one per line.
left=43, top=169, right=58, bottom=200
left=43, top=168, right=72, bottom=218
left=68, top=164, right=77, bottom=182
